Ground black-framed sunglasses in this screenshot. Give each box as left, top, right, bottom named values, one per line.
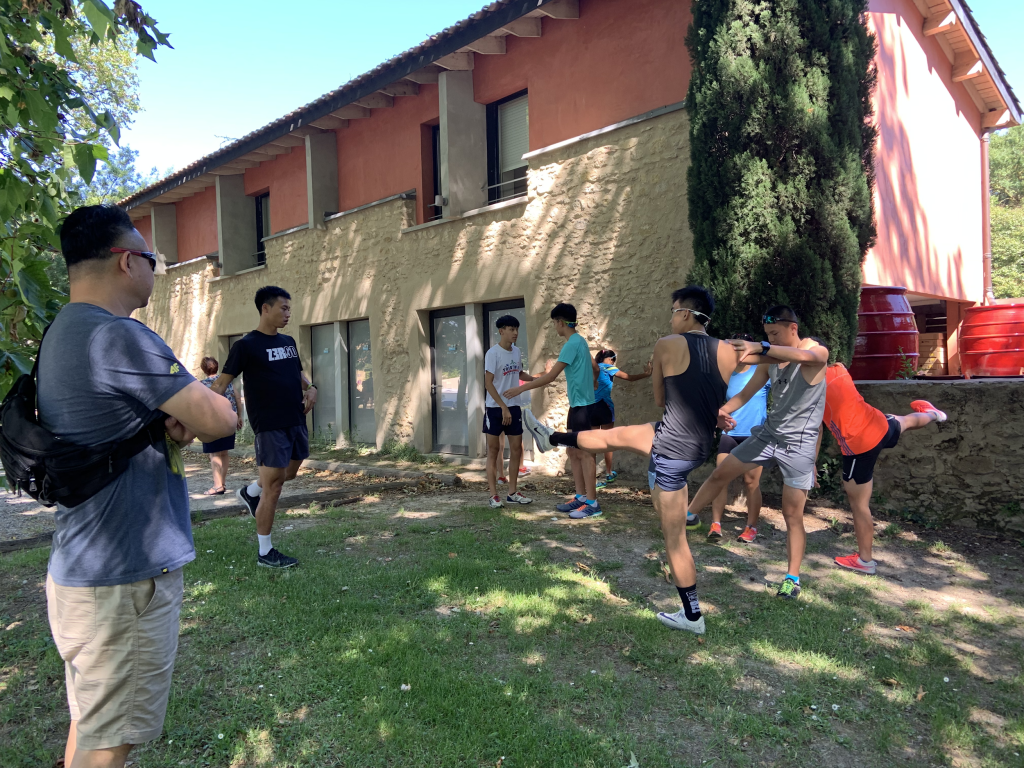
left=762, top=314, right=795, bottom=326
left=111, top=247, right=157, bottom=272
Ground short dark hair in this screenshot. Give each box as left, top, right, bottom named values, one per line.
left=550, top=303, right=577, bottom=324
left=670, top=285, right=715, bottom=317
left=764, top=305, right=800, bottom=325
left=59, top=204, right=135, bottom=271
left=200, top=357, right=219, bottom=376
left=254, top=285, right=291, bottom=313
left=495, top=314, right=520, bottom=330
left=730, top=332, right=755, bottom=342
left=596, top=349, right=616, bottom=363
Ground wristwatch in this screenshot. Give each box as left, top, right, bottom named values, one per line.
left=760, top=341, right=771, bottom=356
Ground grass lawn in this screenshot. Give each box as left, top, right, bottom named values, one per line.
left=1, top=490, right=1023, bottom=767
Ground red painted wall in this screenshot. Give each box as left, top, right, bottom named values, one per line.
left=244, top=147, right=308, bottom=233
left=865, top=0, right=984, bottom=303
left=176, top=186, right=218, bottom=261
left=134, top=214, right=153, bottom=250
left=473, top=0, right=691, bottom=150
left=336, top=83, right=440, bottom=219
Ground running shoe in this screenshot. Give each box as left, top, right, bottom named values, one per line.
left=556, top=497, right=585, bottom=513
left=686, top=512, right=701, bottom=530
left=506, top=492, right=533, bottom=505
left=707, top=522, right=723, bottom=540
left=489, top=495, right=503, bottom=509
left=834, top=553, right=877, bottom=575
left=605, top=471, right=618, bottom=484
left=910, top=400, right=947, bottom=422
left=523, top=410, right=555, bottom=453
left=737, top=526, right=758, bottom=544
left=497, top=476, right=508, bottom=485
left=596, top=478, right=608, bottom=490
left=776, top=578, right=801, bottom=599
left=656, top=609, right=706, bottom=635
left=518, top=467, right=530, bottom=477
left=569, top=502, right=602, bottom=519
left=237, top=486, right=260, bottom=518
left=257, top=548, right=298, bottom=569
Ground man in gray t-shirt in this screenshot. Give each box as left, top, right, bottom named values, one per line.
left=38, top=205, right=236, bottom=768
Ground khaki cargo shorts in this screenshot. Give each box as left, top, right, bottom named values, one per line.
left=46, top=568, right=184, bottom=750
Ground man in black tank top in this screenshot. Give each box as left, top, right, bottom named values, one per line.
left=522, top=287, right=742, bottom=636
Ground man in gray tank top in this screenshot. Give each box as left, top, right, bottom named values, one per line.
left=685, top=306, right=828, bottom=600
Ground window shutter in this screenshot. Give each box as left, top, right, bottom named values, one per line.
left=498, top=96, right=529, bottom=174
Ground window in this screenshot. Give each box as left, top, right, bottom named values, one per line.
left=254, top=192, right=270, bottom=266
left=429, top=124, right=442, bottom=221
left=486, top=91, right=528, bottom=204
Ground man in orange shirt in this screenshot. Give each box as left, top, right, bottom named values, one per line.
left=820, top=362, right=947, bottom=575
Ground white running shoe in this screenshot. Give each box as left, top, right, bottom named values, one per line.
left=488, top=496, right=503, bottom=509
left=506, top=492, right=533, bottom=505
left=523, top=410, right=555, bottom=453
left=518, top=467, right=530, bottom=477
left=656, top=609, right=706, bottom=635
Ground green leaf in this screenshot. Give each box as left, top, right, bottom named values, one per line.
left=94, top=111, right=120, bottom=146
left=0, top=86, right=13, bottom=101
left=12, top=259, right=55, bottom=320
left=81, top=0, right=113, bottom=39
left=72, top=143, right=98, bottom=185
left=50, top=17, right=77, bottom=61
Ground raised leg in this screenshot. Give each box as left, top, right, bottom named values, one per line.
left=687, top=454, right=759, bottom=517
left=573, top=423, right=657, bottom=457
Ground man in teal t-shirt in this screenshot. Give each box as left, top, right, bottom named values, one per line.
left=503, top=303, right=601, bottom=517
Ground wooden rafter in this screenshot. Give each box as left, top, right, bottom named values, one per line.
left=538, top=0, right=578, bottom=19
left=353, top=92, right=394, bottom=109
left=435, top=52, right=474, bottom=70
left=499, top=17, right=542, bottom=37
left=380, top=81, right=420, bottom=97
left=462, top=36, right=505, bottom=55
left=923, top=10, right=957, bottom=36
left=405, top=66, right=443, bottom=84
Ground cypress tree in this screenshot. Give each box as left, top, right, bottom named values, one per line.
left=685, top=0, right=878, bottom=362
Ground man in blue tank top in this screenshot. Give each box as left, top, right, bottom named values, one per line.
left=521, top=287, right=742, bottom=636
left=686, top=306, right=829, bottom=600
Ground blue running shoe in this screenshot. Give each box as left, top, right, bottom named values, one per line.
left=569, top=502, right=602, bottom=519
left=556, top=497, right=584, bottom=513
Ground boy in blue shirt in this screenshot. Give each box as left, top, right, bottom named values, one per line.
left=503, top=303, right=601, bottom=517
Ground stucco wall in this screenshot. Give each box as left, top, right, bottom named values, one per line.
left=135, top=214, right=153, bottom=250
left=865, top=0, right=984, bottom=303
left=175, top=186, right=218, bottom=262
left=138, top=109, right=693, bottom=476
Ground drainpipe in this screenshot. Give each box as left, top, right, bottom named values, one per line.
left=982, top=131, right=995, bottom=305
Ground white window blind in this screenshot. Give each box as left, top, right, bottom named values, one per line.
left=498, top=96, right=529, bottom=174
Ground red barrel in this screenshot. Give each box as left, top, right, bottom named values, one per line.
left=849, top=286, right=919, bottom=380
left=961, top=303, right=1024, bottom=377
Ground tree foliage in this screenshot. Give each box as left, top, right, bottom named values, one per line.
left=990, top=124, right=1024, bottom=208
left=0, top=0, right=169, bottom=396
left=684, top=0, right=878, bottom=363
left=990, top=125, right=1024, bottom=299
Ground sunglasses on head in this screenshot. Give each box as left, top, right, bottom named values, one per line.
left=762, top=314, right=796, bottom=326
left=111, top=247, right=157, bottom=272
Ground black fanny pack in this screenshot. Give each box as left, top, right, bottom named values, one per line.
left=0, top=329, right=166, bottom=508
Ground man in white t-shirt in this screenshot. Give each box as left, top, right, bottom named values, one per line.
left=483, top=315, right=537, bottom=508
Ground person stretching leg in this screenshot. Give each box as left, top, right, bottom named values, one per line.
left=819, top=361, right=947, bottom=574
left=684, top=306, right=828, bottom=599
left=708, top=334, right=768, bottom=543
left=523, top=286, right=740, bottom=634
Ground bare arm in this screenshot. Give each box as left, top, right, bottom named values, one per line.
left=732, top=339, right=828, bottom=366
left=651, top=343, right=666, bottom=409
left=210, top=372, right=235, bottom=396
left=301, top=370, right=317, bottom=415
left=504, top=361, right=567, bottom=399
left=485, top=371, right=508, bottom=410
left=159, top=381, right=238, bottom=443
left=721, top=364, right=771, bottom=414
left=613, top=360, right=653, bottom=382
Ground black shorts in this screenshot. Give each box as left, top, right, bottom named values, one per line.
left=254, top=425, right=310, bottom=468
left=483, top=406, right=523, bottom=436
left=566, top=404, right=595, bottom=433
left=717, top=433, right=748, bottom=455
left=590, top=399, right=614, bottom=427
left=841, top=415, right=901, bottom=485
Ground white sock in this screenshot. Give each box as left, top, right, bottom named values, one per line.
left=247, top=481, right=262, bottom=497
left=857, top=556, right=873, bottom=565
left=258, top=534, right=273, bottom=556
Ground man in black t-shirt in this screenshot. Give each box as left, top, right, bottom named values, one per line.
left=213, top=286, right=317, bottom=568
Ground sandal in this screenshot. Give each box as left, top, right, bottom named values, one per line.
left=204, top=486, right=226, bottom=496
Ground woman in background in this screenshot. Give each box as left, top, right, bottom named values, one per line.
left=199, top=356, right=244, bottom=495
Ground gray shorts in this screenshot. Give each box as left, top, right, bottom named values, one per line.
left=729, top=428, right=816, bottom=490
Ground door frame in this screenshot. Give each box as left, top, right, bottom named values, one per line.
left=429, top=306, right=469, bottom=455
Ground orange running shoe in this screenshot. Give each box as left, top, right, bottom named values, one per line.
left=910, top=400, right=947, bottom=422
left=834, top=553, right=877, bottom=575
left=707, top=522, right=723, bottom=540
left=737, top=526, right=758, bottom=543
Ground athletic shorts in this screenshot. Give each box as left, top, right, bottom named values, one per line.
left=255, top=425, right=310, bottom=468
left=46, top=569, right=184, bottom=750
left=483, top=405, right=523, bottom=436
left=566, top=404, right=595, bottom=433
left=717, top=433, right=749, bottom=455
left=647, top=452, right=704, bottom=492
left=730, top=427, right=817, bottom=491
left=591, top=399, right=614, bottom=427
left=842, top=415, right=901, bottom=485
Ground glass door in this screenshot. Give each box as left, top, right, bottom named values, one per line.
left=430, top=307, right=469, bottom=454
left=482, top=300, right=531, bottom=459
left=348, top=319, right=376, bottom=444
left=310, top=323, right=337, bottom=441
